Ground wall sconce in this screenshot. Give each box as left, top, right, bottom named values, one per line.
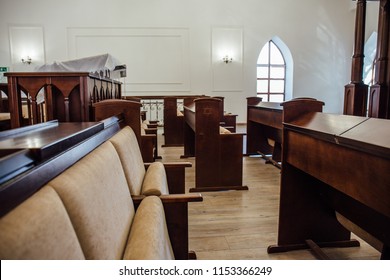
left=21, top=56, right=32, bottom=65
left=222, top=55, right=233, bottom=64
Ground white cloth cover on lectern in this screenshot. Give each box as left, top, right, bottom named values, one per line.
left=35, top=53, right=126, bottom=78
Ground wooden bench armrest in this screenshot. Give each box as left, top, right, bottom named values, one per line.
left=164, top=162, right=192, bottom=168
left=131, top=195, right=145, bottom=208
left=144, top=128, right=157, bottom=134
left=146, top=123, right=158, bottom=129
left=220, top=132, right=246, bottom=137
left=159, top=193, right=203, bottom=203
left=144, top=161, right=192, bottom=168
left=141, top=134, right=156, bottom=140
left=131, top=193, right=202, bottom=206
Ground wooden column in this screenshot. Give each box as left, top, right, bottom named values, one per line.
left=344, top=0, right=369, bottom=116
left=7, top=76, right=22, bottom=128
left=368, top=0, right=390, bottom=118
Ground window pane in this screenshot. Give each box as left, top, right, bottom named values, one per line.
left=257, top=94, right=269, bottom=102
left=270, top=66, right=285, bottom=79
left=363, top=68, right=373, bottom=85
left=270, top=80, right=284, bottom=93
left=257, top=66, right=268, bottom=78
left=270, top=42, right=284, bottom=64
left=269, top=94, right=284, bottom=102
left=257, top=80, right=268, bottom=93
left=257, top=43, right=269, bottom=64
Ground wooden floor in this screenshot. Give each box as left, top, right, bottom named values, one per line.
left=157, top=125, right=381, bottom=260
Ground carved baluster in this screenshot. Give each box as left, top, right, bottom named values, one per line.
left=100, top=83, right=104, bottom=101
left=45, top=80, right=54, bottom=121
left=30, top=94, right=39, bottom=125
left=25, top=92, right=32, bottom=125
left=64, top=95, right=70, bottom=122
left=7, top=76, right=22, bottom=128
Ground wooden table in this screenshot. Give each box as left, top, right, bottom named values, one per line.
left=268, top=98, right=390, bottom=259
left=246, top=97, right=323, bottom=168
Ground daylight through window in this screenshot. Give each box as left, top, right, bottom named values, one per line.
left=257, top=40, right=286, bottom=102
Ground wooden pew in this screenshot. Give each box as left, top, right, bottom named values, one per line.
left=246, top=96, right=282, bottom=168
left=0, top=116, right=201, bottom=260
left=162, top=96, right=209, bottom=147
left=246, top=97, right=321, bottom=168
left=163, top=96, right=185, bottom=147
left=182, top=97, right=247, bottom=192
left=121, top=96, right=161, bottom=160
left=268, top=98, right=390, bottom=260
left=213, top=96, right=238, bottom=132
left=91, top=99, right=156, bottom=162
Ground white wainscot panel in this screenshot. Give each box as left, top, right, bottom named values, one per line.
left=67, top=27, right=190, bottom=93
left=9, top=26, right=45, bottom=72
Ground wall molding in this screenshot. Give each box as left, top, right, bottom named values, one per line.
left=67, top=27, right=191, bottom=93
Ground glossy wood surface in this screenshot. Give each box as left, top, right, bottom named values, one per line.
left=0, top=120, right=120, bottom=217
left=0, top=121, right=103, bottom=161
left=274, top=98, right=390, bottom=259
left=157, top=126, right=381, bottom=260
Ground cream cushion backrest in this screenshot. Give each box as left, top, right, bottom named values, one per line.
left=109, top=126, right=146, bottom=195
left=109, top=126, right=169, bottom=196
left=124, top=196, right=174, bottom=259
left=141, top=161, right=169, bottom=196
left=48, top=141, right=135, bottom=260
left=0, top=186, right=85, bottom=260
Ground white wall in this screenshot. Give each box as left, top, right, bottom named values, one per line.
left=0, top=0, right=380, bottom=122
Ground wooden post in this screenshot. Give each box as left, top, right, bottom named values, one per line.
left=368, top=0, right=390, bottom=118
left=344, top=0, right=369, bottom=116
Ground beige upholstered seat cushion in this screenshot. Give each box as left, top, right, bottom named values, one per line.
left=124, top=196, right=174, bottom=260
left=219, top=126, right=231, bottom=134
left=109, top=126, right=145, bottom=195
left=142, top=162, right=169, bottom=196
left=177, top=109, right=184, bottom=116
left=0, top=186, right=85, bottom=260
left=141, top=119, right=149, bottom=129
left=49, top=141, right=134, bottom=260
left=0, top=112, right=10, bottom=121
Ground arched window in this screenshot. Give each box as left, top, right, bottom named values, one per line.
left=257, top=40, right=286, bottom=102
